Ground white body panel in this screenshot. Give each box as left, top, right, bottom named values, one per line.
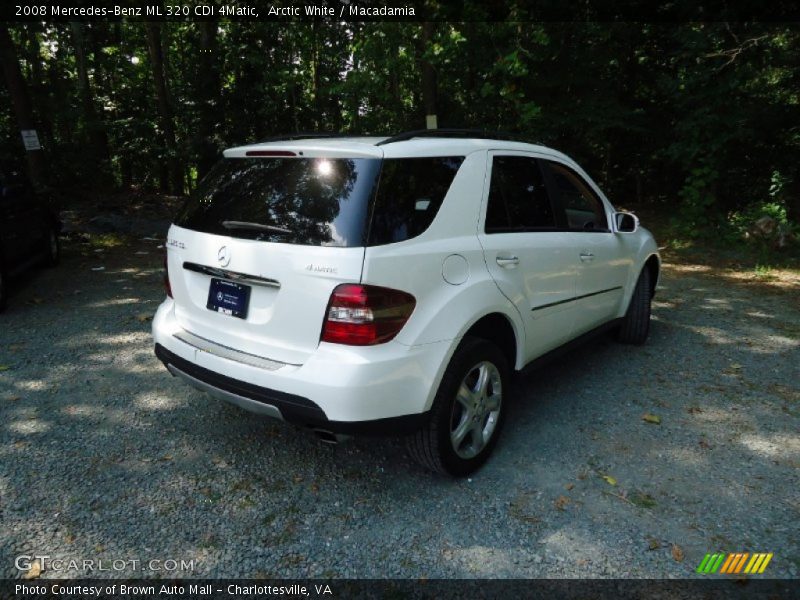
left=153, top=136, right=660, bottom=425
left=153, top=299, right=451, bottom=421
left=167, top=225, right=365, bottom=365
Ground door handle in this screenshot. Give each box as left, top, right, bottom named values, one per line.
left=579, top=252, right=594, bottom=262
left=496, top=255, right=519, bottom=268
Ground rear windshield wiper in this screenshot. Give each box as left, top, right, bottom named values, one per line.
left=221, top=220, right=292, bottom=234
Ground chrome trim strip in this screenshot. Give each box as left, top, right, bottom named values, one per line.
left=182, top=261, right=281, bottom=288
left=531, top=286, right=623, bottom=312
left=167, top=364, right=284, bottom=420
left=173, top=329, right=296, bottom=370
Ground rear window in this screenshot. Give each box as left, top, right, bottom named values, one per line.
left=175, top=158, right=381, bottom=247
left=175, top=155, right=463, bottom=247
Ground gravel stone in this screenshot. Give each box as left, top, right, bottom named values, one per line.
left=0, top=237, right=798, bottom=579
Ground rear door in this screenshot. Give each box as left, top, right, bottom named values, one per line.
left=167, top=154, right=382, bottom=365
left=541, top=160, right=630, bottom=335
left=477, top=152, right=577, bottom=361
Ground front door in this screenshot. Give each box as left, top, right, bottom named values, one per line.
left=541, top=160, right=630, bottom=335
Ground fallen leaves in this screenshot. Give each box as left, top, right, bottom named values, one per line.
left=629, top=491, right=658, bottom=509
left=22, top=559, right=42, bottom=580
left=602, top=474, right=617, bottom=486
left=554, top=495, right=571, bottom=511
left=509, top=492, right=541, bottom=524
left=642, top=413, right=662, bottom=425
left=135, top=313, right=152, bottom=323
left=564, top=483, right=575, bottom=491
left=723, top=363, right=744, bottom=376
left=647, top=538, right=661, bottom=550
left=671, top=544, right=685, bottom=562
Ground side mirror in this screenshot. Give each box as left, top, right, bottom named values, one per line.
left=615, top=211, right=639, bottom=233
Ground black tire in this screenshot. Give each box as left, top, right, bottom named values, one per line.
left=407, top=337, right=509, bottom=477
left=43, top=225, right=60, bottom=267
left=616, top=267, right=651, bottom=345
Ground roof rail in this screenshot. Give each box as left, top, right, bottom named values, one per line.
left=376, top=128, right=537, bottom=146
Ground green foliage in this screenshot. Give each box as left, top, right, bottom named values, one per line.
left=673, top=165, right=720, bottom=239
left=0, top=19, right=797, bottom=229
left=729, top=200, right=788, bottom=231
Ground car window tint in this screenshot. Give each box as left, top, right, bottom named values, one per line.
left=175, top=158, right=381, bottom=247
left=368, top=156, right=464, bottom=246
left=545, top=162, right=608, bottom=231
left=485, top=156, right=555, bottom=233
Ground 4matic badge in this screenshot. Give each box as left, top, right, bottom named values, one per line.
left=306, top=264, right=337, bottom=274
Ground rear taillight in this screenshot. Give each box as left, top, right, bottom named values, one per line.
left=163, top=252, right=173, bottom=298
left=321, top=284, right=415, bottom=346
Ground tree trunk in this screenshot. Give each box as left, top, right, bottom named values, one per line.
left=0, top=24, right=47, bottom=189
left=195, top=21, right=219, bottom=180
left=23, top=24, right=55, bottom=150
left=145, top=22, right=182, bottom=194
left=70, top=22, right=110, bottom=164
left=418, top=22, right=437, bottom=129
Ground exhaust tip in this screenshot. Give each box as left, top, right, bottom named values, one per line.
left=313, top=429, right=348, bottom=445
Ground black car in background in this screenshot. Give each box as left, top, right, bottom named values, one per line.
left=0, top=168, right=61, bottom=311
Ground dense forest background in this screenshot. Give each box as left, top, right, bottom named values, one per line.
left=1, top=20, right=799, bottom=242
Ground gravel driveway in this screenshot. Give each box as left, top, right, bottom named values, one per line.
left=1, top=234, right=798, bottom=579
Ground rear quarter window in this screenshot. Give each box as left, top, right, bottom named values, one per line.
left=367, top=156, right=464, bottom=246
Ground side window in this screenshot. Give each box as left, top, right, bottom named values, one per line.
left=368, top=156, right=464, bottom=246
left=485, top=156, right=556, bottom=233
left=545, top=161, right=608, bottom=231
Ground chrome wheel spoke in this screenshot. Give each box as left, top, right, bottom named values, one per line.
left=476, top=364, right=491, bottom=398
left=452, top=413, right=473, bottom=446
left=450, top=360, right=503, bottom=460
left=456, top=383, right=474, bottom=410
left=470, top=420, right=486, bottom=451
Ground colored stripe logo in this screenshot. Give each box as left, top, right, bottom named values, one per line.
left=696, top=552, right=773, bottom=574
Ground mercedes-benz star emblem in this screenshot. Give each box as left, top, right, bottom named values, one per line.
left=217, top=246, right=231, bottom=267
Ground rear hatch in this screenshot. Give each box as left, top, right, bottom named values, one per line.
left=166, top=141, right=383, bottom=365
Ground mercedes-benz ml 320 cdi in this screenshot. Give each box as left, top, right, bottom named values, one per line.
left=153, top=130, right=660, bottom=476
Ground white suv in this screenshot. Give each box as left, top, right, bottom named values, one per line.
left=152, top=130, right=660, bottom=476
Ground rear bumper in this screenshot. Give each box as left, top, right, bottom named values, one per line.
left=155, top=344, right=427, bottom=435
left=152, top=299, right=453, bottom=435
